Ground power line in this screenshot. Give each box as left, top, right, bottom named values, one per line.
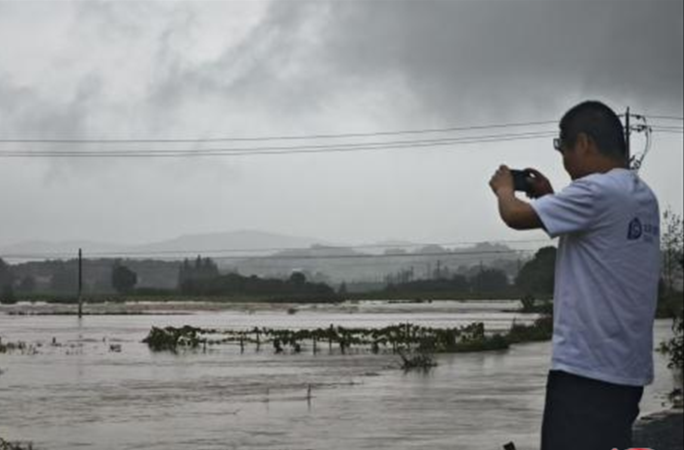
left=0, top=120, right=559, bottom=144
left=0, top=131, right=558, bottom=154
left=650, top=129, right=684, bottom=135
left=0, top=131, right=557, bottom=158
left=2, top=238, right=550, bottom=260
left=3, top=248, right=540, bottom=262
left=650, top=126, right=684, bottom=133
left=0, top=114, right=675, bottom=159
left=0, top=114, right=677, bottom=145
left=646, top=115, right=684, bottom=121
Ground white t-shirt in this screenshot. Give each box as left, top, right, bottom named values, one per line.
left=531, top=168, right=660, bottom=386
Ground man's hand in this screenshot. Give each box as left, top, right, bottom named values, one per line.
left=524, top=168, right=554, bottom=199
left=489, top=165, right=514, bottom=196
left=489, top=164, right=544, bottom=231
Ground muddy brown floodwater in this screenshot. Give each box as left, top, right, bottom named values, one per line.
left=0, top=301, right=677, bottom=450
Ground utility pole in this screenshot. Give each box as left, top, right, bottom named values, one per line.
left=625, top=107, right=631, bottom=165
left=78, top=248, right=83, bottom=319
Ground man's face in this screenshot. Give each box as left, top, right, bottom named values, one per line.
left=557, top=133, right=588, bottom=180
left=561, top=145, right=580, bottom=180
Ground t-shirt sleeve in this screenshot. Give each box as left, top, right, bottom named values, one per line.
left=530, top=178, right=598, bottom=238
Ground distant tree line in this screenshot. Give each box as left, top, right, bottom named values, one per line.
left=177, top=256, right=336, bottom=301
left=515, top=246, right=556, bottom=296
left=0, top=258, right=15, bottom=303
left=380, top=247, right=556, bottom=297
left=0, top=257, right=181, bottom=299
left=2, top=214, right=681, bottom=309
left=0, top=251, right=552, bottom=303
left=384, top=269, right=508, bottom=295
left=178, top=256, right=220, bottom=288
left=111, top=260, right=138, bottom=294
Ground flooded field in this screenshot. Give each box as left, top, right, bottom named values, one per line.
left=0, top=301, right=677, bottom=450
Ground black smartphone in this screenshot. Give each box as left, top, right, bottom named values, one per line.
left=511, top=169, right=532, bottom=193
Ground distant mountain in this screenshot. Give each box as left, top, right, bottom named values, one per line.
left=3, top=233, right=535, bottom=289
left=270, top=244, right=363, bottom=258
left=0, top=230, right=336, bottom=260
left=0, top=240, right=125, bottom=259
left=218, top=240, right=528, bottom=284
left=2, top=234, right=531, bottom=285
left=126, top=230, right=337, bottom=256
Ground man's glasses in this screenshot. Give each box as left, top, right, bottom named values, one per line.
left=553, top=138, right=562, bottom=152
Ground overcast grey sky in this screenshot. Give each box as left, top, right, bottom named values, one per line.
left=0, top=0, right=682, bottom=249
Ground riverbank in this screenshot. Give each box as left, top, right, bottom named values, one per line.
left=633, top=409, right=683, bottom=449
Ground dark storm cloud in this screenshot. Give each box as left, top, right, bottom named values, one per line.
left=141, top=0, right=683, bottom=130
left=314, top=0, right=684, bottom=117
left=2, top=0, right=682, bottom=140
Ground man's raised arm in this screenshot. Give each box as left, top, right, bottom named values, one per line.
left=489, top=165, right=547, bottom=230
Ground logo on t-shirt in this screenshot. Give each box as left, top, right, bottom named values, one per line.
left=627, top=217, right=643, bottom=240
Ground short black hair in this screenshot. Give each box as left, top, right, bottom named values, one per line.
left=559, top=101, right=626, bottom=160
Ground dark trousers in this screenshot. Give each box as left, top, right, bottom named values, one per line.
left=541, top=370, right=643, bottom=450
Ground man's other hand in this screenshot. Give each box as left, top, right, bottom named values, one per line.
left=489, top=165, right=514, bottom=196
left=524, top=168, right=554, bottom=199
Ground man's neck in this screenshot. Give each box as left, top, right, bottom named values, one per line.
left=591, top=156, right=628, bottom=175
left=574, top=158, right=627, bottom=180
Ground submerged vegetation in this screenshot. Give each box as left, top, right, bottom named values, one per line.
left=142, top=326, right=205, bottom=352
left=0, top=438, right=33, bottom=450
left=519, top=295, right=553, bottom=315
left=0, top=338, right=38, bottom=355
left=507, top=316, right=554, bottom=344
left=142, top=319, right=553, bottom=357
left=398, top=350, right=437, bottom=371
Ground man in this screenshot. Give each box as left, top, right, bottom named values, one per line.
left=489, top=101, right=660, bottom=450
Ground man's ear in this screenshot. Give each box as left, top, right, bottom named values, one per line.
left=575, top=132, right=594, bottom=156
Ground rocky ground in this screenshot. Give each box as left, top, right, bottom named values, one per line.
left=633, top=409, right=683, bottom=450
